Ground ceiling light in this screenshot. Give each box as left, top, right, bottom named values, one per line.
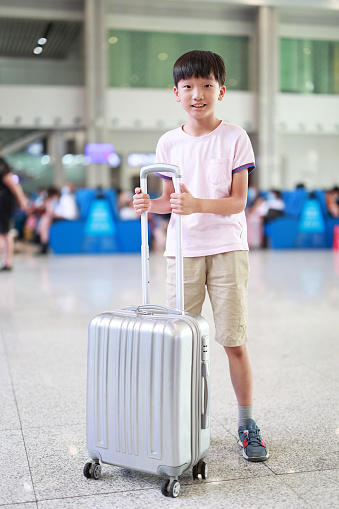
left=158, top=53, right=168, bottom=61
left=33, top=47, right=43, bottom=55
left=38, top=37, right=47, bottom=45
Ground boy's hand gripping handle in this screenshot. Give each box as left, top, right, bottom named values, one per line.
left=140, top=164, right=184, bottom=313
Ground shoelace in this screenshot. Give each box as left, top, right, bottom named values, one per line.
left=243, top=429, right=263, bottom=447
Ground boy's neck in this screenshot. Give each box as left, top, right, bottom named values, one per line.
left=182, top=117, right=222, bottom=137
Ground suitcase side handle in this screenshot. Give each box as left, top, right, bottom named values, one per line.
left=201, top=363, right=210, bottom=429
left=140, top=164, right=184, bottom=313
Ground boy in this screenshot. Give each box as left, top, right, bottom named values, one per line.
left=133, top=50, right=269, bottom=462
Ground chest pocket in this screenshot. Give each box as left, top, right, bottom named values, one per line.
left=207, top=158, right=232, bottom=199
left=208, top=158, right=230, bottom=185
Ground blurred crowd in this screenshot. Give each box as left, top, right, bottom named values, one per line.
left=2, top=143, right=339, bottom=267
left=12, top=185, right=144, bottom=255
left=246, top=183, right=339, bottom=248
left=22, top=184, right=80, bottom=254
left=13, top=181, right=339, bottom=253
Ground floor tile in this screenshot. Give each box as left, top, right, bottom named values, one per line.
left=14, top=380, right=86, bottom=429
left=1, top=504, right=37, bottom=509
left=24, top=424, right=159, bottom=500
left=0, top=383, right=21, bottom=431
left=0, top=429, right=35, bottom=505
left=253, top=404, right=339, bottom=475
left=0, top=346, right=12, bottom=385
left=282, top=469, right=339, bottom=509
left=37, top=475, right=309, bottom=509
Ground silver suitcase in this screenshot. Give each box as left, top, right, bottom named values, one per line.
left=84, top=164, right=210, bottom=498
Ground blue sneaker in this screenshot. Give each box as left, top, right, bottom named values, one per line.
left=238, top=418, right=269, bottom=462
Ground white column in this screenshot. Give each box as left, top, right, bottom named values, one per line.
left=49, top=130, right=66, bottom=188
left=84, top=0, right=110, bottom=188
left=257, top=7, right=280, bottom=190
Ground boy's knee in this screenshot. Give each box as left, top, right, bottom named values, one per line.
left=224, top=344, right=247, bottom=359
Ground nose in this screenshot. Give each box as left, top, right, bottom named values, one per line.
left=193, top=87, right=204, bottom=100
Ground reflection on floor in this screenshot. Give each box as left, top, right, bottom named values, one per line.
left=0, top=249, right=338, bottom=508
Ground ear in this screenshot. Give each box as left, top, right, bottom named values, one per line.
left=174, top=86, right=181, bottom=102
left=218, top=85, right=226, bottom=101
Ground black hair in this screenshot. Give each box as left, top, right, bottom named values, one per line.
left=173, top=50, right=226, bottom=88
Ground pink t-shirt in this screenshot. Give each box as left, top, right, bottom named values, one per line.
left=155, top=121, right=255, bottom=257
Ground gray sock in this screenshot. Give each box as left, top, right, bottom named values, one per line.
left=238, top=405, right=253, bottom=429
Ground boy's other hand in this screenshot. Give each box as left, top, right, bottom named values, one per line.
left=170, top=183, right=197, bottom=215
left=133, top=187, right=150, bottom=215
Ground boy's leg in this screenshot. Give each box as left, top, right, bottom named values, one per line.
left=225, top=345, right=268, bottom=462
left=207, top=252, right=269, bottom=461
left=224, top=344, right=253, bottom=406
left=224, top=343, right=254, bottom=428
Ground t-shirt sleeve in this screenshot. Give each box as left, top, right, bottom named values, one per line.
left=232, top=131, right=255, bottom=174
left=154, top=136, right=173, bottom=180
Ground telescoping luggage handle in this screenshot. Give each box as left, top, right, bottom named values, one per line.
left=140, top=164, right=184, bottom=313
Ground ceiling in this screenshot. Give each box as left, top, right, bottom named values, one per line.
left=0, top=18, right=82, bottom=59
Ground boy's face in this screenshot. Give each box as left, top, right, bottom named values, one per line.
left=174, top=75, right=226, bottom=121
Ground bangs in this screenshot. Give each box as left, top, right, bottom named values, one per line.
left=173, top=50, right=226, bottom=87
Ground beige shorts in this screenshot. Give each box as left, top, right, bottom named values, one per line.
left=166, top=251, right=249, bottom=347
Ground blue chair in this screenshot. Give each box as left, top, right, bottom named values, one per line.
left=50, top=220, right=85, bottom=254
left=50, top=188, right=120, bottom=254
left=281, top=189, right=308, bottom=218
left=265, top=217, right=299, bottom=249
left=116, top=219, right=143, bottom=253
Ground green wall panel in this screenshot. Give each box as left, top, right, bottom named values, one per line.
left=281, top=38, right=339, bottom=94
left=107, top=29, right=249, bottom=90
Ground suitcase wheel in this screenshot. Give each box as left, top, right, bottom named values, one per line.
left=192, top=460, right=208, bottom=480
left=161, top=479, right=170, bottom=496
left=161, top=479, right=180, bottom=498
left=200, top=461, right=208, bottom=480
left=83, top=462, right=101, bottom=480
left=83, top=462, right=92, bottom=479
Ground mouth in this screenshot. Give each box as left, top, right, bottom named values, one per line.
left=192, top=104, right=206, bottom=109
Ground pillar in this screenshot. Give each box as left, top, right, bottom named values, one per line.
left=257, top=7, right=280, bottom=190
left=49, top=130, right=66, bottom=188
left=84, top=0, right=110, bottom=188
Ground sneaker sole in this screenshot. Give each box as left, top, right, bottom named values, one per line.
left=238, top=439, right=270, bottom=462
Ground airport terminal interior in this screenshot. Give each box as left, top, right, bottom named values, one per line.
left=0, top=0, right=339, bottom=508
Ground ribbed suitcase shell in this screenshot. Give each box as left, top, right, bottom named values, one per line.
left=85, top=164, right=210, bottom=495
left=86, top=308, right=210, bottom=478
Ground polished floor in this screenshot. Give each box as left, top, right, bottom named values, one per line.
left=0, top=247, right=338, bottom=508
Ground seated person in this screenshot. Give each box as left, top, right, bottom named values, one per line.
left=54, top=183, right=79, bottom=220
left=118, top=190, right=139, bottom=220
left=252, top=189, right=285, bottom=223
left=37, top=187, right=60, bottom=254
left=325, top=186, right=339, bottom=218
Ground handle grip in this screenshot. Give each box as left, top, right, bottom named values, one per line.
left=126, top=305, right=182, bottom=315
left=140, top=164, right=184, bottom=313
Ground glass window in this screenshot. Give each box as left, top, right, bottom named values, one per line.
left=281, top=38, right=339, bottom=94
left=107, top=29, right=249, bottom=90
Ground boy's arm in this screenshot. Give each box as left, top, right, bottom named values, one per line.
left=133, top=178, right=174, bottom=215
left=170, top=170, right=248, bottom=216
